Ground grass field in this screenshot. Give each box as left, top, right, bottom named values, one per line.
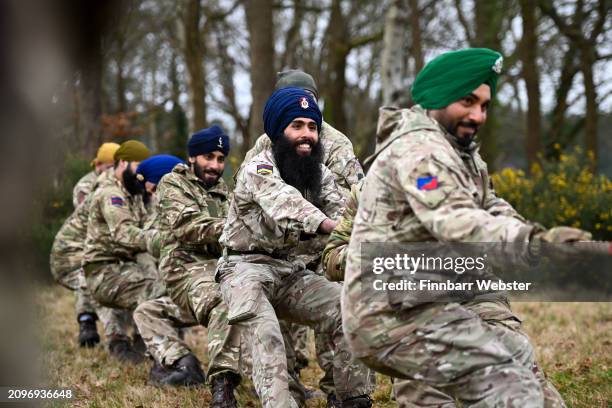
left=38, top=285, right=611, bottom=407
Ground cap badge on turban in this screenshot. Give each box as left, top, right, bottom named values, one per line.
left=492, top=56, right=503, bottom=74
left=300, top=97, right=309, bottom=109
left=217, top=137, right=224, bottom=149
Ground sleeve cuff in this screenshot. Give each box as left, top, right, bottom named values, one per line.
left=303, top=211, right=328, bottom=234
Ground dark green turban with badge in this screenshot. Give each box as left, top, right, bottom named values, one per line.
left=411, top=48, right=503, bottom=109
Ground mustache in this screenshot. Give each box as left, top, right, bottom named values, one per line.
left=457, top=121, right=479, bottom=129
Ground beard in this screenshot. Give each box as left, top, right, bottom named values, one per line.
left=122, top=164, right=145, bottom=197
left=193, top=161, right=223, bottom=188
left=272, top=134, right=324, bottom=206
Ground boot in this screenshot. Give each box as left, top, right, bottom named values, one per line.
left=108, top=337, right=144, bottom=364
left=78, top=315, right=100, bottom=348
left=210, top=372, right=240, bottom=408
left=157, top=353, right=206, bottom=387
left=342, top=394, right=373, bottom=408
left=327, top=393, right=341, bottom=408
left=148, top=359, right=172, bottom=385
left=132, top=333, right=146, bottom=354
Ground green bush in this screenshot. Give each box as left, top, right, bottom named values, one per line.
left=492, top=147, right=612, bottom=240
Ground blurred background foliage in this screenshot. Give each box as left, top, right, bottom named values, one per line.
left=31, top=0, right=612, bottom=276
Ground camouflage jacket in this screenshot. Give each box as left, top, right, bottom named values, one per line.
left=241, top=121, right=364, bottom=198
left=322, top=180, right=363, bottom=281
left=155, top=163, right=229, bottom=291
left=50, top=170, right=111, bottom=276
left=343, top=105, right=533, bottom=329
left=72, top=170, right=97, bottom=208
left=83, top=170, right=153, bottom=264
left=220, top=148, right=345, bottom=256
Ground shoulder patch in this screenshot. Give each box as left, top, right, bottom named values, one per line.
left=256, top=164, right=273, bottom=175
left=110, top=196, right=125, bottom=206
left=417, top=176, right=439, bottom=191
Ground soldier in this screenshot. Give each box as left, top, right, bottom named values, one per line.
left=343, top=48, right=590, bottom=406
left=322, top=108, right=565, bottom=407
left=50, top=142, right=137, bottom=351
left=73, top=142, right=120, bottom=208
left=242, top=69, right=364, bottom=198
left=217, top=87, right=373, bottom=408
left=243, top=69, right=364, bottom=399
left=132, top=126, right=242, bottom=407
left=82, top=140, right=166, bottom=363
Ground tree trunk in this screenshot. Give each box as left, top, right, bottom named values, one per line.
left=244, top=0, right=275, bottom=142
left=408, top=0, right=424, bottom=73
left=520, top=0, right=542, bottom=169
left=472, top=0, right=505, bottom=169
left=80, top=39, right=104, bottom=157
left=182, top=0, right=207, bottom=132
left=323, top=0, right=349, bottom=132
left=381, top=0, right=407, bottom=106
left=580, top=45, right=598, bottom=162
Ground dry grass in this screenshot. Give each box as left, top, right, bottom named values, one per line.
left=37, top=285, right=611, bottom=407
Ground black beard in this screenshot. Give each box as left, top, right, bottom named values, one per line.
left=272, top=134, right=324, bottom=206
left=122, top=164, right=145, bottom=196
left=450, top=121, right=479, bottom=147
left=193, top=161, right=222, bottom=189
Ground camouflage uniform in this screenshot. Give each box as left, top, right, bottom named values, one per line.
left=82, top=170, right=165, bottom=311
left=217, top=149, right=373, bottom=408
left=132, top=163, right=241, bottom=380
left=343, top=106, right=565, bottom=407
left=323, top=157, right=564, bottom=407
left=243, top=122, right=364, bottom=391
left=242, top=121, right=364, bottom=198
left=72, top=170, right=97, bottom=208
left=50, top=170, right=131, bottom=340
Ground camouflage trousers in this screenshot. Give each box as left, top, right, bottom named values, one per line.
left=132, top=267, right=241, bottom=379
left=390, top=300, right=565, bottom=408
left=83, top=259, right=166, bottom=311
left=217, top=254, right=374, bottom=408
left=51, top=265, right=131, bottom=340
left=349, top=300, right=558, bottom=408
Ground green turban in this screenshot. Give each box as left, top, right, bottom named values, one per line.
left=114, top=140, right=151, bottom=162
left=411, top=48, right=503, bottom=109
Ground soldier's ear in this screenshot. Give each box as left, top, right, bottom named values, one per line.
left=188, top=157, right=196, bottom=165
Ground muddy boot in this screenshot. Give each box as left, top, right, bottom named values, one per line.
left=108, top=337, right=144, bottom=364
left=158, top=353, right=205, bottom=387
left=78, top=314, right=100, bottom=348
left=210, top=372, right=240, bottom=408
left=342, top=395, right=373, bottom=408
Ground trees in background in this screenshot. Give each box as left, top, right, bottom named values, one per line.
left=61, top=0, right=611, bottom=172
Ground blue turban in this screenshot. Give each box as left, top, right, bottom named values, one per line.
left=136, top=155, right=183, bottom=185
left=188, top=125, right=230, bottom=157
left=263, top=87, right=322, bottom=143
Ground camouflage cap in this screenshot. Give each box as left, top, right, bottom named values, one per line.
left=275, top=69, right=319, bottom=99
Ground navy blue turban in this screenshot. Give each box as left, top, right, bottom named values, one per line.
left=136, top=154, right=183, bottom=185
left=188, top=125, right=230, bottom=157
left=263, top=87, right=322, bottom=143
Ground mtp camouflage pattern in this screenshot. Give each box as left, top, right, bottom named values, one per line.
left=343, top=106, right=564, bottom=406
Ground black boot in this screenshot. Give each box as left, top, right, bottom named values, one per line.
left=78, top=315, right=100, bottom=348
left=157, top=354, right=206, bottom=387
left=108, top=337, right=144, bottom=364
left=342, top=394, right=373, bottom=408
left=132, top=333, right=146, bottom=354
left=327, top=393, right=342, bottom=408
left=210, top=372, right=240, bottom=408
left=148, top=359, right=171, bottom=384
